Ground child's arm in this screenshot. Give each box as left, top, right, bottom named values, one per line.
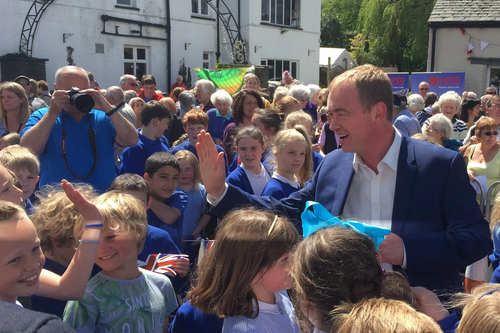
left=149, top=197, right=182, bottom=225
left=191, top=213, right=211, bottom=239
left=36, top=180, right=102, bottom=300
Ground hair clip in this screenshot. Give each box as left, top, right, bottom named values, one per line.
left=79, top=239, right=101, bottom=244
left=84, top=223, right=104, bottom=228
left=268, top=215, right=278, bottom=236
left=478, top=288, right=500, bottom=300
left=382, top=268, right=389, bottom=280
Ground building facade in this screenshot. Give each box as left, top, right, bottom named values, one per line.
left=1, top=0, right=320, bottom=91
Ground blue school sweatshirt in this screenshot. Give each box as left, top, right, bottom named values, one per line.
left=262, top=178, right=301, bottom=200
left=171, top=141, right=228, bottom=175
left=169, top=301, right=223, bottom=333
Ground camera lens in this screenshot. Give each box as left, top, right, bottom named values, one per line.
left=70, top=93, right=95, bottom=113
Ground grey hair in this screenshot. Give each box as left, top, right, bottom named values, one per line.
left=106, top=86, right=124, bottom=102
left=430, top=113, right=453, bottom=141
left=431, top=102, right=440, bottom=114
left=307, top=84, right=321, bottom=97
left=179, top=91, right=196, bottom=108
left=124, top=90, right=138, bottom=104
left=288, top=85, right=310, bottom=102
left=210, top=89, right=233, bottom=106
left=438, top=91, right=462, bottom=113
left=177, top=75, right=183, bottom=80
left=119, top=74, right=136, bottom=87
left=407, top=94, right=425, bottom=112
left=196, top=79, right=216, bottom=94
left=467, top=91, right=477, bottom=99
left=54, top=66, right=89, bottom=87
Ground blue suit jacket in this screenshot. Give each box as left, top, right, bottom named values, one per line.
left=211, top=136, right=492, bottom=292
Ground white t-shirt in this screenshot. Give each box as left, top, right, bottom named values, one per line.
left=241, top=163, right=271, bottom=196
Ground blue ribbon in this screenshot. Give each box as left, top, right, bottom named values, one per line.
left=301, top=201, right=391, bottom=250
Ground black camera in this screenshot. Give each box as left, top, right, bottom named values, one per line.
left=67, top=87, right=94, bottom=113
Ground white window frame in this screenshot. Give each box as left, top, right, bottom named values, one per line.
left=261, top=0, right=300, bottom=27
left=116, top=0, right=136, bottom=7
left=261, top=58, right=298, bottom=81
left=192, top=0, right=210, bottom=16
left=124, top=46, right=149, bottom=80
left=203, top=52, right=213, bottom=69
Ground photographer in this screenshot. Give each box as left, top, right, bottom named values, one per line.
left=20, top=66, right=138, bottom=192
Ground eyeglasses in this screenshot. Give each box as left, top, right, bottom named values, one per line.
left=486, top=91, right=497, bottom=95
left=482, top=131, right=499, bottom=136
left=420, top=88, right=429, bottom=91
left=130, top=83, right=137, bottom=87
left=17, top=81, right=31, bottom=86
left=491, top=104, right=500, bottom=110
left=427, top=126, right=439, bottom=132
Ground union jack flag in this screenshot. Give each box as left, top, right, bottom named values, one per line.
left=138, top=253, right=189, bottom=277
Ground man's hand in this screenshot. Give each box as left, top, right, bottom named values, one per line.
left=80, top=89, right=113, bottom=113
left=173, top=258, right=190, bottom=278
left=48, top=90, right=71, bottom=116
left=412, top=286, right=449, bottom=321
left=378, top=233, right=404, bottom=265
left=196, top=130, right=226, bottom=200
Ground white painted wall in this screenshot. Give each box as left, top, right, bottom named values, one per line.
left=429, top=27, right=500, bottom=94
left=1, top=0, right=321, bottom=89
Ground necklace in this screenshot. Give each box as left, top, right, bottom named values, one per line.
left=4, top=115, right=22, bottom=134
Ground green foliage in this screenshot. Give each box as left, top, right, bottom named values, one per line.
left=320, top=9, right=350, bottom=49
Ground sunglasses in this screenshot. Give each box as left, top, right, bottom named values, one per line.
left=17, top=81, right=31, bottom=86
left=420, top=88, right=429, bottom=91
left=486, top=91, right=496, bottom=95
left=482, top=131, right=499, bottom=136
left=130, top=83, right=138, bottom=87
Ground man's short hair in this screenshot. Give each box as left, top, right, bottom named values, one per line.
left=106, top=86, right=124, bottom=102
left=123, top=90, right=138, bottom=104
left=182, top=109, right=209, bottom=127
left=120, top=74, right=136, bottom=86
left=110, top=173, right=150, bottom=202
left=329, top=64, right=393, bottom=121
left=37, top=80, right=49, bottom=91
left=54, top=66, right=89, bottom=87
left=0, top=145, right=40, bottom=176
left=196, top=79, right=216, bottom=94
left=87, top=71, right=95, bottom=82
left=140, top=101, right=172, bottom=127
left=424, top=92, right=438, bottom=107
left=141, top=74, right=156, bottom=86
left=144, top=152, right=180, bottom=176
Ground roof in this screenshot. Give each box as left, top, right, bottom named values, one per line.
left=429, top=0, right=500, bottom=24
left=319, top=48, right=355, bottom=66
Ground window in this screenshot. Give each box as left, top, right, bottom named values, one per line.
left=117, top=0, right=133, bottom=6
left=261, top=59, right=298, bottom=80
left=124, top=46, right=148, bottom=81
left=261, top=0, right=299, bottom=27
left=192, top=0, right=209, bottom=15
left=203, top=52, right=212, bottom=69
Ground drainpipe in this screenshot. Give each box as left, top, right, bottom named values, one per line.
left=430, top=27, right=436, bottom=72
left=216, top=0, right=221, bottom=63
left=166, top=0, right=172, bottom=90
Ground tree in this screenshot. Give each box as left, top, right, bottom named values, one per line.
left=320, top=0, right=363, bottom=49
left=320, top=8, right=350, bottom=49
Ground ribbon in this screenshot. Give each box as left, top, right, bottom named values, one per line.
left=301, top=201, right=391, bottom=250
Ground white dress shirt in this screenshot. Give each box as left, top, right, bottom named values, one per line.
left=272, top=172, right=301, bottom=189
left=343, top=128, right=406, bottom=269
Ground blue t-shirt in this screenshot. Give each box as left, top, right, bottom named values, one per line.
left=119, top=129, right=170, bottom=176
left=139, top=225, right=181, bottom=262
left=176, top=184, right=207, bottom=238
left=169, top=301, right=223, bottom=333
left=171, top=141, right=228, bottom=175
left=21, top=108, right=117, bottom=193
left=147, top=190, right=188, bottom=249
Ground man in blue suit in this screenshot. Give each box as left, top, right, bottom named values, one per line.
left=196, top=64, right=492, bottom=293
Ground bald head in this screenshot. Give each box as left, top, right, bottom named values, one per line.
left=54, top=66, right=90, bottom=91
left=105, top=86, right=125, bottom=105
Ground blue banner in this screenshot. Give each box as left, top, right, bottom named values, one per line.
left=410, top=72, right=465, bottom=97
left=387, top=73, right=409, bottom=95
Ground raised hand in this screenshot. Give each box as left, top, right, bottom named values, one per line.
left=196, top=130, right=226, bottom=200
left=61, top=179, right=102, bottom=224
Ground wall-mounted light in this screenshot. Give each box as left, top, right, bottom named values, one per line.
left=185, top=43, right=191, bottom=50
left=281, top=29, right=289, bottom=34
left=308, top=49, right=315, bottom=56
left=254, top=46, right=263, bottom=53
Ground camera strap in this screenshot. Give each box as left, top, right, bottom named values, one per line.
left=61, top=115, right=97, bottom=180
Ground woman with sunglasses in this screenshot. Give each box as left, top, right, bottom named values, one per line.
left=464, top=117, right=500, bottom=188
left=0, top=82, right=31, bottom=137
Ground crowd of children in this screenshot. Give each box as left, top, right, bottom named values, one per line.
left=1, top=71, right=500, bottom=333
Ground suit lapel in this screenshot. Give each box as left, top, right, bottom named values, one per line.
left=331, top=153, right=355, bottom=216
left=391, top=136, right=417, bottom=236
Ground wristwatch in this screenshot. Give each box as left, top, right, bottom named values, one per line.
left=106, top=102, right=125, bottom=117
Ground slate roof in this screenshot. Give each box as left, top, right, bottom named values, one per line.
left=429, top=0, right=500, bottom=23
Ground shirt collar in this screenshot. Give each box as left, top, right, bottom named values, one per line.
left=241, top=163, right=267, bottom=178
left=272, top=172, right=301, bottom=188
left=352, top=127, right=402, bottom=174
left=216, top=108, right=232, bottom=120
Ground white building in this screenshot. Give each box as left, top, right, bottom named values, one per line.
left=1, top=0, right=320, bottom=91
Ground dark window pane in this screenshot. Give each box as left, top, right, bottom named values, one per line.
left=277, top=0, right=284, bottom=25
left=268, top=60, right=275, bottom=79
left=276, top=60, right=283, bottom=79
left=203, top=53, right=209, bottom=60
left=124, top=47, right=133, bottom=60
left=203, top=62, right=210, bottom=69
left=262, top=0, right=269, bottom=21
left=283, top=60, right=290, bottom=72
left=261, top=60, right=267, bottom=65
left=271, top=0, right=276, bottom=23
left=124, top=62, right=134, bottom=75
left=192, top=0, right=198, bottom=13
left=137, top=48, right=146, bottom=60
left=284, top=0, right=291, bottom=25
left=201, top=0, right=208, bottom=14
left=117, top=0, right=131, bottom=5
left=136, top=63, right=147, bottom=81
left=291, top=62, right=297, bottom=79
